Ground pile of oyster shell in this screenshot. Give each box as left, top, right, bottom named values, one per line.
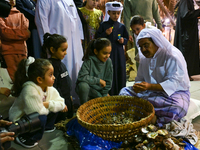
left=111, top=124, right=186, bottom=150
left=101, top=112, right=139, bottom=125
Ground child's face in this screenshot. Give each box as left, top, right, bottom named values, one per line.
left=86, top=0, right=99, bottom=9
left=40, top=65, right=55, bottom=89
left=94, top=45, right=111, bottom=62
left=131, top=24, right=145, bottom=36
left=51, top=42, right=68, bottom=60
left=108, top=11, right=121, bottom=22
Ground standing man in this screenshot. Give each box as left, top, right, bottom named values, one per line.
left=35, top=0, right=84, bottom=102
left=123, top=0, right=163, bottom=42
left=174, top=0, right=200, bottom=81
left=16, top=0, right=42, bottom=58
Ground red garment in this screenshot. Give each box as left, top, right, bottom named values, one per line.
left=0, top=7, right=30, bottom=81
left=3, top=54, right=26, bottom=81
left=0, top=7, right=30, bottom=55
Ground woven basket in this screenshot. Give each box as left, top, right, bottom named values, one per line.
left=77, top=96, right=155, bottom=142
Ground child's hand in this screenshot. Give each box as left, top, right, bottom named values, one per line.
left=100, top=79, right=106, bottom=88
left=0, top=88, right=11, bottom=97
left=118, top=37, right=124, bottom=44
left=61, top=105, right=68, bottom=112
left=43, top=102, right=49, bottom=108
left=129, top=35, right=133, bottom=42
left=106, top=27, right=113, bottom=35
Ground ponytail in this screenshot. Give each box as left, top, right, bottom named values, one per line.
left=82, top=39, right=95, bottom=61
left=41, top=33, right=51, bottom=58
left=11, top=58, right=28, bottom=97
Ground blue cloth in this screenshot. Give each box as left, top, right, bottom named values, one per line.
left=66, top=118, right=122, bottom=150
left=66, top=118, right=199, bottom=150
left=183, top=141, right=199, bottom=150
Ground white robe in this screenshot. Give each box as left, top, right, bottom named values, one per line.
left=135, top=29, right=190, bottom=96
left=35, top=0, right=83, bottom=101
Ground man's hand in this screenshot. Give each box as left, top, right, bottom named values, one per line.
left=0, top=132, right=15, bottom=144
left=0, top=120, right=12, bottom=127
left=0, top=120, right=15, bottom=147
left=133, top=82, right=151, bottom=93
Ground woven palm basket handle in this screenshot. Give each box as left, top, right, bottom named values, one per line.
left=77, top=95, right=155, bottom=142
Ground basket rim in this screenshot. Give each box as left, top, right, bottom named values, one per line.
left=77, top=96, right=155, bottom=130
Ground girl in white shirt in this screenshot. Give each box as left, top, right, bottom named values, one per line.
left=9, top=57, right=67, bottom=148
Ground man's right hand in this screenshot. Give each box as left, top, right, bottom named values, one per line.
left=0, top=132, right=15, bottom=144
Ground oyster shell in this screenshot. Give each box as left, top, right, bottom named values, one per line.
left=141, top=126, right=149, bottom=134
left=147, top=124, right=157, bottom=132
left=147, top=132, right=158, bottom=139
left=157, top=129, right=169, bottom=136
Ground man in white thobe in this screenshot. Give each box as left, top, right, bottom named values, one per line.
left=35, top=0, right=84, bottom=103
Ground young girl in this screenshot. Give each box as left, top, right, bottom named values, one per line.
left=75, top=38, right=113, bottom=105
left=9, top=57, right=67, bottom=148
left=78, top=0, right=103, bottom=53
left=42, top=33, right=74, bottom=122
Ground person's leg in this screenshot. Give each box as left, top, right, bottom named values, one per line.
left=75, top=82, right=90, bottom=105
left=45, top=112, right=58, bottom=131
left=16, top=115, right=47, bottom=148
left=145, top=90, right=190, bottom=127
left=55, top=97, right=73, bottom=123
left=3, top=54, right=26, bottom=81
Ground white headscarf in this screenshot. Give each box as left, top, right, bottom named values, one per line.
left=136, top=29, right=172, bottom=57
left=104, top=1, right=123, bottom=22
left=136, top=28, right=189, bottom=81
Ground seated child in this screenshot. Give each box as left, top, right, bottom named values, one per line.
left=9, top=57, right=67, bottom=148
left=42, top=33, right=74, bottom=121
left=75, top=38, right=113, bottom=105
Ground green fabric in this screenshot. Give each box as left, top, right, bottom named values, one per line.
left=76, top=55, right=113, bottom=96
left=123, top=0, right=162, bottom=35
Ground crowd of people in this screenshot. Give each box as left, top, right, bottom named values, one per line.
left=0, top=0, right=199, bottom=149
